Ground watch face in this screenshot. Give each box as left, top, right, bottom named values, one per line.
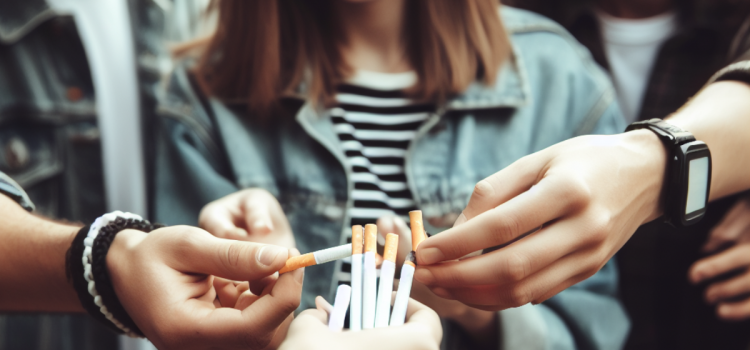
left=685, top=156, right=709, bottom=216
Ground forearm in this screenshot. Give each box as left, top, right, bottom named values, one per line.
left=0, top=195, right=83, bottom=312
left=666, top=81, right=750, bottom=201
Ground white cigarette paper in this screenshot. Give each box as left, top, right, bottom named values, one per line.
left=362, top=251, right=377, bottom=329
left=350, top=253, right=363, bottom=331
left=390, top=261, right=414, bottom=326
left=314, top=243, right=352, bottom=264
left=329, top=284, right=352, bottom=332
left=374, top=259, right=396, bottom=328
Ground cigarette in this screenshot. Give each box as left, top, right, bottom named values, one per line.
left=374, top=233, right=399, bottom=328
left=390, top=251, right=415, bottom=326
left=349, top=225, right=364, bottom=331
left=409, top=210, right=427, bottom=251
left=362, top=224, right=378, bottom=329
left=328, top=284, right=352, bottom=332
left=278, top=243, right=352, bottom=274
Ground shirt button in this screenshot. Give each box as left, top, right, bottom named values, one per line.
left=5, top=137, right=30, bottom=171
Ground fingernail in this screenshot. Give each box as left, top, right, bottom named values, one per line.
left=295, top=268, right=305, bottom=283
left=414, top=268, right=434, bottom=284
left=256, top=245, right=286, bottom=266
left=235, top=228, right=249, bottom=237
left=252, top=220, right=273, bottom=234
left=418, top=247, right=444, bottom=265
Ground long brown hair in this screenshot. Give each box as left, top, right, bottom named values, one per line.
left=191, top=0, right=510, bottom=116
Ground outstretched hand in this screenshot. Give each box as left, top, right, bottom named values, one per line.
left=280, top=294, right=442, bottom=350
left=107, top=226, right=303, bottom=350
left=414, top=130, right=667, bottom=310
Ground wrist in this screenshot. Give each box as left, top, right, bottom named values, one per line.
left=623, top=129, right=668, bottom=222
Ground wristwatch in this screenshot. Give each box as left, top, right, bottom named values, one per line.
left=626, top=118, right=712, bottom=227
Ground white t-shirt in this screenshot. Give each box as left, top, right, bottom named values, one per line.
left=596, top=11, right=678, bottom=123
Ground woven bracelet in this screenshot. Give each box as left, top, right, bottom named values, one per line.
left=66, top=211, right=163, bottom=337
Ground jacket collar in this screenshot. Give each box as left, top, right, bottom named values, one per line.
left=0, top=0, right=58, bottom=44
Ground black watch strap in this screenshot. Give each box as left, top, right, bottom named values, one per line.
left=625, top=118, right=694, bottom=147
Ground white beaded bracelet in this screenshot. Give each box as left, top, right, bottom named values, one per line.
left=82, top=211, right=144, bottom=338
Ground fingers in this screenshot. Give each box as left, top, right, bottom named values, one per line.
left=297, top=307, right=330, bottom=326
left=415, top=219, right=585, bottom=287
left=717, top=298, right=750, bottom=321
left=705, top=269, right=750, bottom=304
left=242, top=193, right=275, bottom=235
left=454, top=154, right=549, bottom=227
left=377, top=216, right=412, bottom=265
left=200, top=200, right=249, bottom=240
left=417, top=175, right=590, bottom=265
left=703, top=198, right=750, bottom=252
left=249, top=248, right=298, bottom=295
left=214, top=278, right=248, bottom=307
left=315, top=295, right=333, bottom=315
left=690, top=244, right=750, bottom=283
left=240, top=267, right=304, bottom=343
left=170, top=227, right=290, bottom=281
left=427, top=249, right=597, bottom=309
left=196, top=267, right=304, bottom=349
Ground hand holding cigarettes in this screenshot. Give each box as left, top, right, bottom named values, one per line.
left=377, top=214, right=496, bottom=334
left=279, top=295, right=442, bottom=350
left=106, top=226, right=303, bottom=350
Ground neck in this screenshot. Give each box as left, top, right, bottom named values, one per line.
left=335, top=0, right=411, bottom=73
left=596, top=0, right=674, bottom=19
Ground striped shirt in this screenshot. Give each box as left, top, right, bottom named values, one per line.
left=331, top=70, right=435, bottom=285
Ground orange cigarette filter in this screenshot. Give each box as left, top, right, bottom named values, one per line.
left=383, top=233, right=399, bottom=263
left=409, top=210, right=427, bottom=251
left=364, top=224, right=377, bottom=253
left=278, top=253, right=316, bottom=274
left=352, top=225, right=364, bottom=254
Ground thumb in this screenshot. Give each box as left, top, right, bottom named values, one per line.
left=171, top=228, right=289, bottom=281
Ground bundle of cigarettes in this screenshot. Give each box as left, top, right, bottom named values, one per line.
left=277, top=210, right=427, bottom=331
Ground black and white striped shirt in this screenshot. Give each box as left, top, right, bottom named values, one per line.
left=331, top=70, right=435, bottom=285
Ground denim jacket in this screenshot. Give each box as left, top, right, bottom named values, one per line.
left=155, top=7, right=629, bottom=350
left=0, top=1, right=195, bottom=350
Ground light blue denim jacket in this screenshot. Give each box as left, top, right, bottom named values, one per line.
left=154, top=6, right=629, bottom=350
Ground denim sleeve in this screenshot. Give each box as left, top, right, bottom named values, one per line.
left=153, top=114, right=239, bottom=226
left=590, top=101, right=627, bottom=135
left=498, top=259, right=629, bottom=350
left=0, top=171, right=34, bottom=211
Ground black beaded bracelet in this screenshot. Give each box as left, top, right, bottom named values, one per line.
left=66, top=212, right=163, bottom=337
